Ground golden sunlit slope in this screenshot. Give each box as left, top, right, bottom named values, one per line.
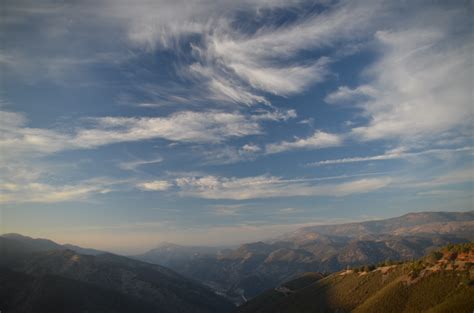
left=236, top=243, right=474, bottom=313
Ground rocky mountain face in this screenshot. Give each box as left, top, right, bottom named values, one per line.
left=0, top=235, right=235, bottom=313
left=134, top=242, right=221, bottom=268
left=235, top=243, right=474, bottom=313
left=134, top=211, right=474, bottom=304
left=288, top=211, right=474, bottom=238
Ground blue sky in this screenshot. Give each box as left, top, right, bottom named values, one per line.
left=1, top=0, right=473, bottom=253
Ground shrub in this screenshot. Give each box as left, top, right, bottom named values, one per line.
left=427, top=251, right=443, bottom=264
left=465, top=262, right=472, bottom=270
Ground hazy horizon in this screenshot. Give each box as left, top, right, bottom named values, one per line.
left=3, top=208, right=473, bottom=255
left=1, top=1, right=473, bottom=255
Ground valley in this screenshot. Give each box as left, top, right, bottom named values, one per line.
left=133, top=211, right=474, bottom=303
left=1, top=210, right=472, bottom=312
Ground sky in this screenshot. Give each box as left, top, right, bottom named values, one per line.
left=0, top=0, right=473, bottom=254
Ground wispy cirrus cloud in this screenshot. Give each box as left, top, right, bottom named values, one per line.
left=111, top=0, right=382, bottom=106
left=136, top=180, right=173, bottom=191
left=1, top=109, right=292, bottom=160
left=410, top=168, right=474, bottom=189
left=197, top=145, right=258, bottom=165
left=73, top=111, right=263, bottom=147
left=209, top=204, right=250, bottom=216
left=265, top=130, right=342, bottom=154
left=174, top=174, right=391, bottom=200
left=325, top=85, right=377, bottom=104
left=2, top=0, right=378, bottom=106
left=241, top=144, right=261, bottom=153
left=0, top=110, right=70, bottom=158
left=183, top=129, right=340, bottom=164
left=416, top=190, right=465, bottom=197
left=118, top=157, right=164, bottom=171
left=308, top=146, right=473, bottom=167
left=0, top=178, right=121, bottom=204
left=325, top=9, right=473, bottom=142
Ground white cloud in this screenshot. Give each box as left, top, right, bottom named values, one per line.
left=416, top=190, right=464, bottom=197
left=186, top=1, right=377, bottom=105
left=176, top=174, right=391, bottom=200
left=278, top=207, right=300, bottom=215
left=196, top=137, right=278, bottom=165
left=188, top=63, right=270, bottom=106
left=0, top=109, right=285, bottom=160
left=112, top=0, right=380, bottom=106
left=0, top=111, right=70, bottom=160
left=137, top=180, right=172, bottom=191
left=0, top=178, right=119, bottom=204
left=226, top=58, right=330, bottom=96
left=412, top=168, right=474, bottom=188
left=241, top=144, right=261, bottom=153
left=325, top=85, right=377, bottom=104
left=265, top=130, right=342, bottom=154
left=73, top=111, right=263, bottom=147
left=210, top=204, right=250, bottom=216
left=198, top=146, right=256, bottom=165
left=341, top=13, right=473, bottom=141
left=118, top=157, right=163, bottom=170
left=250, top=109, right=297, bottom=122
left=308, top=146, right=473, bottom=166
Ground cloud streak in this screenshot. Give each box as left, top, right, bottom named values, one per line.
left=174, top=174, right=391, bottom=200
left=118, top=157, right=164, bottom=171
left=411, top=168, right=474, bottom=188
left=308, top=146, right=473, bottom=166
left=0, top=178, right=120, bottom=204
left=137, top=180, right=172, bottom=191
left=265, top=131, right=342, bottom=154
left=1, top=109, right=292, bottom=159
left=113, top=0, right=381, bottom=106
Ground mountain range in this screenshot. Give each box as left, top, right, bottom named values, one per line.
left=236, top=242, right=474, bottom=313
left=133, top=211, right=474, bottom=303
left=0, top=234, right=234, bottom=313
left=1, top=210, right=472, bottom=311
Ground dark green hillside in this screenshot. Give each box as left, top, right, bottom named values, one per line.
left=0, top=236, right=235, bottom=313
left=236, top=243, right=474, bottom=313
left=15, top=249, right=235, bottom=313
left=0, top=268, right=157, bottom=313
left=281, top=272, right=324, bottom=290
left=0, top=233, right=104, bottom=260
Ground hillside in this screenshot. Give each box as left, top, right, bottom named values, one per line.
left=134, top=242, right=221, bottom=268
left=235, top=243, right=474, bottom=313
left=0, top=268, right=157, bottom=313
left=0, top=236, right=235, bottom=313
left=289, top=211, right=474, bottom=238
left=134, top=211, right=474, bottom=303
left=0, top=233, right=104, bottom=256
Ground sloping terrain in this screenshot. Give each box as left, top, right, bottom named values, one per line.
left=236, top=243, right=474, bottom=313
left=1, top=233, right=104, bottom=256
left=289, top=211, right=474, bottom=238
left=134, top=242, right=221, bottom=268
left=0, top=236, right=235, bottom=313
left=134, top=211, right=474, bottom=303
left=0, top=268, right=157, bottom=313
